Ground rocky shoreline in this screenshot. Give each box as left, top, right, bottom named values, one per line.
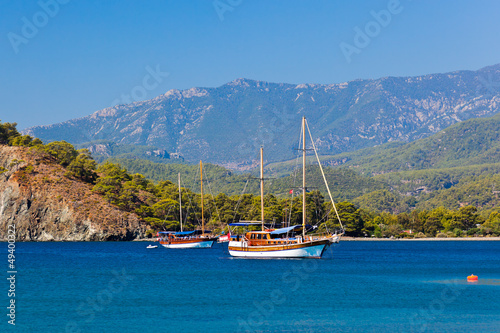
left=0, top=146, right=146, bottom=242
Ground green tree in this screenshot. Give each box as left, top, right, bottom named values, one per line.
left=378, top=212, right=403, bottom=237
left=409, top=210, right=425, bottom=233
left=447, top=206, right=484, bottom=231
left=151, top=198, right=179, bottom=220
left=353, top=189, right=405, bottom=214
left=334, top=201, right=364, bottom=236
left=305, top=190, right=325, bottom=226
left=213, top=193, right=236, bottom=223
left=423, top=207, right=450, bottom=236
left=92, top=162, right=132, bottom=207
left=262, top=194, right=283, bottom=225
left=66, top=149, right=97, bottom=183
left=359, top=208, right=377, bottom=236
left=44, top=141, right=78, bottom=166
left=482, top=211, right=500, bottom=235
left=0, top=121, right=20, bottom=145
left=10, top=134, right=40, bottom=147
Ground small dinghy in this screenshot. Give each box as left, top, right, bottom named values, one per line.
left=146, top=245, right=158, bottom=249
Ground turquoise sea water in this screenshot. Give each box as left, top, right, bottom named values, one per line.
left=2, top=241, right=500, bottom=332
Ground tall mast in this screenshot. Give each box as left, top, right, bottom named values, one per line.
left=304, top=119, right=345, bottom=233
left=260, top=146, right=265, bottom=231
left=200, top=160, right=205, bottom=235
left=178, top=172, right=182, bottom=232
left=302, top=116, right=306, bottom=239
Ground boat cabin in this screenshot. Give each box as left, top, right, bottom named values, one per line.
left=246, top=231, right=271, bottom=240
left=245, top=229, right=304, bottom=246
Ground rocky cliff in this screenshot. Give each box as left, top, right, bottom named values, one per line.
left=0, top=145, right=146, bottom=241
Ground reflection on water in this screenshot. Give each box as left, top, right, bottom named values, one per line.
left=431, top=279, right=500, bottom=286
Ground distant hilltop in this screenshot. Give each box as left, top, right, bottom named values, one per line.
left=25, top=64, right=500, bottom=169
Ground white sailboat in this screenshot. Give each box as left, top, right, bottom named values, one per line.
left=158, top=162, right=218, bottom=248
left=228, top=117, right=343, bottom=258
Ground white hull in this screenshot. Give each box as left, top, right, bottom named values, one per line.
left=228, top=241, right=329, bottom=258
left=160, top=240, right=215, bottom=249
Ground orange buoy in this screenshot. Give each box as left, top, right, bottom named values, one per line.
left=467, top=274, right=478, bottom=282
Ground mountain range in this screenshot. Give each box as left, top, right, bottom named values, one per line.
left=267, top=111, right=500, bottom=175
left=105, top=112, right=500, bottom=214
left=25, top=64, right=500, bottom=170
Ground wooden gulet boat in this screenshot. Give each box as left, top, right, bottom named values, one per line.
left=158, top=162, right=218, bottom=249
left=228, top=117, right=344, bottom=258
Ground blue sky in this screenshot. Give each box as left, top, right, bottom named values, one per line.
left=1, top=0, right=500, bottom=130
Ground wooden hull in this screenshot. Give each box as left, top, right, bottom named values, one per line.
left=228, top=239, right=331, bottom=258
left=160, top=238, right=216, bottom=249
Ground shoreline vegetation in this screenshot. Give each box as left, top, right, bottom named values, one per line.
left=341, top=236, right=500, bottom=241
left=1, top=120, right=500, bottom=241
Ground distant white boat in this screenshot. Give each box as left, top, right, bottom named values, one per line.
left=146, top=245, right=158, bottom=249
left=158, top=163, right=218, bottom=249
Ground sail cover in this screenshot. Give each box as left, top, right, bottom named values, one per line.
left=269, top=225, right=303, bottom=234
left=228, top=222, right=263, bottom=226
left=158, top=230, right=208, bottom=236
left=173, top=231, right=198, bottom=236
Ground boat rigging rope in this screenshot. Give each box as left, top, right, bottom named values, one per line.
left=205, top=173, right=222, bottom=225
left=305, top=120, right=345, bottom=232
left=162, top=205, right=174, bottom=231
left=177, top=184, right=189, bottom=227
left=232, top=177, right=250, bottom=223
left=287, top=125, right=303, bottom=226
left=181, top=177, right=200, bottom=225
